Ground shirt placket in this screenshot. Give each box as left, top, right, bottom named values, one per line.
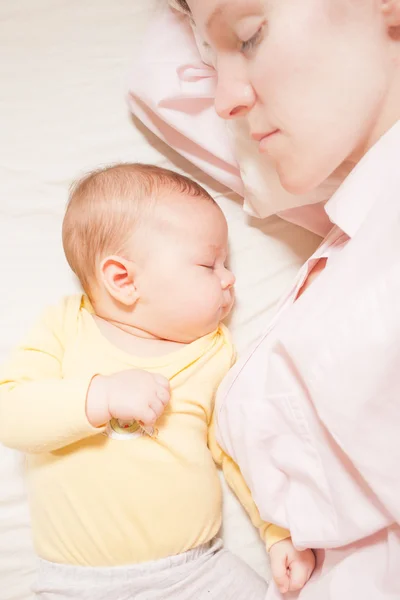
left=278, top=226, right=348, bottom=315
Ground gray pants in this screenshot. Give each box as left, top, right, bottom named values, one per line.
left=33, top=539, right=268, bottom=600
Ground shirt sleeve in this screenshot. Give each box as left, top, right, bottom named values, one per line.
left=208, top=412, right=290, bottom=551
left=0, top=296, right=104, bottom=453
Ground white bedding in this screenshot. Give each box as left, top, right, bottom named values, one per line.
left=0, top=1, right=320, bottom=598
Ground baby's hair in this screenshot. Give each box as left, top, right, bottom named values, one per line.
left=62, top=163, right=214, bottom=297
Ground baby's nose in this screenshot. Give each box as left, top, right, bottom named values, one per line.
left=222, top=270, right=235, bottom=289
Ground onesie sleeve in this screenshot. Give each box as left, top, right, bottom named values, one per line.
left=209, top=417, right=290, bottom=550
left=0, top=296, right=104, bottom=453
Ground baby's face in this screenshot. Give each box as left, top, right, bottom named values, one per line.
left=133, top=196, right=235, bottom=343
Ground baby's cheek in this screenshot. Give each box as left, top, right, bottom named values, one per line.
left=195, top=282, right=218, bottom=313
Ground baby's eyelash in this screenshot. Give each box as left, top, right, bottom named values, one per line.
left=240, top=25, right=265, bottom=54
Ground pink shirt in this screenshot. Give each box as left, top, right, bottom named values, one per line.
left=216, top=120, right=400, bottom=598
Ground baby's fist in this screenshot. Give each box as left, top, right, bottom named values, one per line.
left=86, top=370, right=170, bottom=428
left=269, top=538, right=315, bottom=594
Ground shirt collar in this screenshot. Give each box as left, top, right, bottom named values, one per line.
left=325, top=119, right=400, bottom=238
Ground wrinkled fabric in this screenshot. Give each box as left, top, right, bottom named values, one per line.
left=216, top=121, right=400, bottom=598
left=128, top=7, right=242, bottom=196
left=128, top=6, right=344, bottom=236
left=33, top=539, right=268, bottom=600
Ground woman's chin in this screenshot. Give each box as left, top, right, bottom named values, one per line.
left=276, top=163, right=333, bottom=196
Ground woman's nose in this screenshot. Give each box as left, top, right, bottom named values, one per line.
left=214, top=60, right=255, bottom=120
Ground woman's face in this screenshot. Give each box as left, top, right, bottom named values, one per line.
left=187, top=0, right=397, bottom=193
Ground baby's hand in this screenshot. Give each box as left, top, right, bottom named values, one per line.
left=269, top=538, right=315, bottom=594
left=86, top=370, right=170, bottom=428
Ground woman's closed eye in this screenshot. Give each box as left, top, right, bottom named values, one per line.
left=240, top=24, right=265, bottom=55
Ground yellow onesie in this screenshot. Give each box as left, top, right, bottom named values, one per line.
left=0, top=295, right=289, bottom=566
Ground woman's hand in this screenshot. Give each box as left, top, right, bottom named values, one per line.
left=269, top=538, right=316, bottom=594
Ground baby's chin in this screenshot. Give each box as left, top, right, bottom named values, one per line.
left=162, top=304, right=234, bottom=343
left=220, top=298, right=234, bottom=321
left=171, top=318, right=227, bottom=344
left=189, top=322, right=222, bottom=342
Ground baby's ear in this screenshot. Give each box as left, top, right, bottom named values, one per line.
left=382, top=0, right=400, bottom=27
left=100, top=255, right=139, bottom=306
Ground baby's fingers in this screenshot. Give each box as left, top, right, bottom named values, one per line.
left=270, top=554, right=290, bottom=594
left=150, top=398, right=166, bottom=419
left=154, top=375, right=170, bottom=405
left=156, top=386, right=170, bottom=405
left=140, top=407, right=158, bottom=426
left=287, top=561, right=310, bottom=592
left=154, top=374, right=170, bottom=389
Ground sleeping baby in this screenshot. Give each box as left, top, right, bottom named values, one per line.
left=0, top=163, right=315, bottom=599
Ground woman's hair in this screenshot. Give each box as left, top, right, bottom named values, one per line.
left=175, top=0, right=190, bottom=13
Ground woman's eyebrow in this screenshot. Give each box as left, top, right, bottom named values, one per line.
left=207, top=1, right=263, bottom=32
left=206, top=2, right=229, bottom=30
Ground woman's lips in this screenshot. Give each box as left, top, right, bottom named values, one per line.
left=251, top=129, right=280, bottom=152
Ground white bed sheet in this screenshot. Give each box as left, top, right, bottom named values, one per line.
left=0, top=1, right=320, bottom=598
